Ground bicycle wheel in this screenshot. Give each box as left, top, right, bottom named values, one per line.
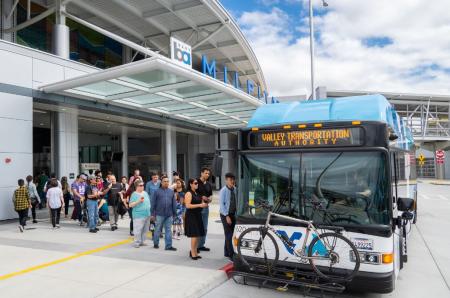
left=308, top=232, right=360, bottom=281
left=237, top=227, right=279, bottom=273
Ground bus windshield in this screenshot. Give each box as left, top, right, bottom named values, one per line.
left=238, top=151, right=390, bottom=226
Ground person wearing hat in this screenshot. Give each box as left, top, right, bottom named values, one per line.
left=85, top=175, right=102, bottom=233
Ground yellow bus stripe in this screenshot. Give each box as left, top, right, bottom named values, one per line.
left=0, top=238, right=133, bottom=281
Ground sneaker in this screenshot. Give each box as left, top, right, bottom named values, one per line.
left=133, top=244, right=140, bottom=248
left=140, top=243, right=148, bottom=246
left=130, top=231, right=134, bottom=236
left=95, top=228, right=99, bottom=232
left=198, top=247, right=210, bottom=252
left=89, top=229, right=97, bottom=233
left=154, top=244, right=159, bottom=249
left=165, top=247, right=177, bottom=251
left=32, top=220, right=38, bottom=224
left=18, top=225, right=24, bottom=233
left=56, top=225, right=60, bottom=229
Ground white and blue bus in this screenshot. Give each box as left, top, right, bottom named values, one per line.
left=233, top=94, right=417, bottom=293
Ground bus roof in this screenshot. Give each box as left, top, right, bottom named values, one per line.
left=247, top=94, right=414, bottom=150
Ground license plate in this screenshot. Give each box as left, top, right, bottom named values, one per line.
left=352, top=238, right=374, bottom=250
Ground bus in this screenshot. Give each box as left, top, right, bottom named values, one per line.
left=233, top=94, right=417, bottom=293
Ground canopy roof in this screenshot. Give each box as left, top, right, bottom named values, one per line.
left=40, top=56, right=263, bottom=128
left=57, top=0, right=266, bottom=90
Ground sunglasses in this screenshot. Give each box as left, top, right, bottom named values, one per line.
left=193, top=182, right=198, bottom=185
left=138, top=184, right=144, bottom=187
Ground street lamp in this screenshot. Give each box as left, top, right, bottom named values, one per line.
left=309, top=0, right=328, bottom=100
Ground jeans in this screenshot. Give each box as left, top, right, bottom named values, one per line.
left=40, top=191, right=47, bottom=208
left=31, top=200, right=39, bottom=221
left=72, top=200, right=82, bottom=222
left=133, top=216, right=150, bottom=246
left=17, top=209, right=28, bottom=227
left=220, top=214, right=236, bottom=258
left=198, top=206, right=209, bottom=248
left=50, top=207, right=61, bottom=227
left=128, top=208, right=133, bottom=232
left=153, top=215, right=173, bottom=249
left=108, top=205, right=119, bottom=227
left=86, top=199, right=98, bottom=231
left=64, top=193, right=71, bottom=215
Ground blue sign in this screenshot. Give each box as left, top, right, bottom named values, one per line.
left=276, top=230, right=328, bottom=256
left=201, top=55, right=279, bottom=104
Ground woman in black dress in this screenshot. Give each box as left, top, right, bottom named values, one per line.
left=184, top=178, right=208, bottom=260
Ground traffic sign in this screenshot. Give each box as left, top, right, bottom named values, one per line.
left=436, top=150, right=445, bottom=164
left=418, top=154, right=425, bottom=167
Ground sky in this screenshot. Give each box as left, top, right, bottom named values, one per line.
left=220, top=0, right=450, bottom=97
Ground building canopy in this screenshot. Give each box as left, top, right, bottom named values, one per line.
left=40, top=56, right=263, bottom=129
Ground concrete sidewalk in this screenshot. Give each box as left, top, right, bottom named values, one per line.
left=0, top=201, right=230, bottom=298
left=418, top=178, right=450, bottom=185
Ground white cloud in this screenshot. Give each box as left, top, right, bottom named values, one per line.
left=238, top=0, right=450, bottom=97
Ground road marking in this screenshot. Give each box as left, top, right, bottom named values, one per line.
left=0, top=238, right=133, bottom=281
left=421, top=194, right=431, bottom=200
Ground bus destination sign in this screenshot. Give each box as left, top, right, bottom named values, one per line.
left=248, top=127, right=364, bottom=149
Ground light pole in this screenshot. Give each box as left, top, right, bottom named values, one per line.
left=309, top=0, right=328, bottom=100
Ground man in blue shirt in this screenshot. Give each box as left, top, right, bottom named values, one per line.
left=151, top=176, right=177, bottom=251
left=219, top=173, right=237, bottom=260
left=145, top=173, right=160, bottom=200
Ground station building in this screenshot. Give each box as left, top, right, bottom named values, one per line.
left=0, top=0, right=268, bottom=220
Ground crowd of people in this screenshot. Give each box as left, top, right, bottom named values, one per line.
left=12, top=167, right=238, bottom=261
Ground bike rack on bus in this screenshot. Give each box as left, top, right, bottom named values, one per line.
left=230, top=263, right=346, bottom=297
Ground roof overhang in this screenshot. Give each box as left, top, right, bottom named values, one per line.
left=39, top=56, right=263, bottom=129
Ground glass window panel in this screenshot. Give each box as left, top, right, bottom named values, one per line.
left=76, top=81, right=135, bottom=97
left=127, top=93, right=170, bottom=105
left=89, top=146, right=98, bottom=163
left=238, top=151, right=389, bottom=227
left=119, top=70, right=186, bottom=88
left=166, top=85, right=220, bottom=99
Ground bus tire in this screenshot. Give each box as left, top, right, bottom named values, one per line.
left=237, top=227, right=279, bottom=273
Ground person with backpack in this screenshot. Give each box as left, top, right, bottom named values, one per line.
left=13, top=179, right=31, bottom=232
left=105, top=175, right=124, bottom=231
left=26, top=175, right=41, bottom=223
left=61, top=176, right=72, bottom=218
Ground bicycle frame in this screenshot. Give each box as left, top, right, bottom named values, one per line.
left=264, top=211, right=333, bottom=261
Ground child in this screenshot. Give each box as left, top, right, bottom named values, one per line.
left=173, top=179, right=185, bottom=240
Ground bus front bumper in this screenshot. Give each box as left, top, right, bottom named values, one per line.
left=233, top=256, right=395, bottom=294
left=346, top=270, right=395, bottom=293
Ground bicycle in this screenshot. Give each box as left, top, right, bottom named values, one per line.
left=237, top=201, right=361, bottom=282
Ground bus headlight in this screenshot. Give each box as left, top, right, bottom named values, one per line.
left=350, top=251, right=382, bottom=265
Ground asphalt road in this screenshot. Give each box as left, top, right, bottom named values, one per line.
left=202, top=181, right=450, bottom=298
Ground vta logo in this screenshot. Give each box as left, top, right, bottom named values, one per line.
left=277, top=230, right=328, bottom=256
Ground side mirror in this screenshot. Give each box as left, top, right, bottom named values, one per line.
left=398, top=197, right=414, bottom=212
left=402, top=211, right=414, bottom=221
